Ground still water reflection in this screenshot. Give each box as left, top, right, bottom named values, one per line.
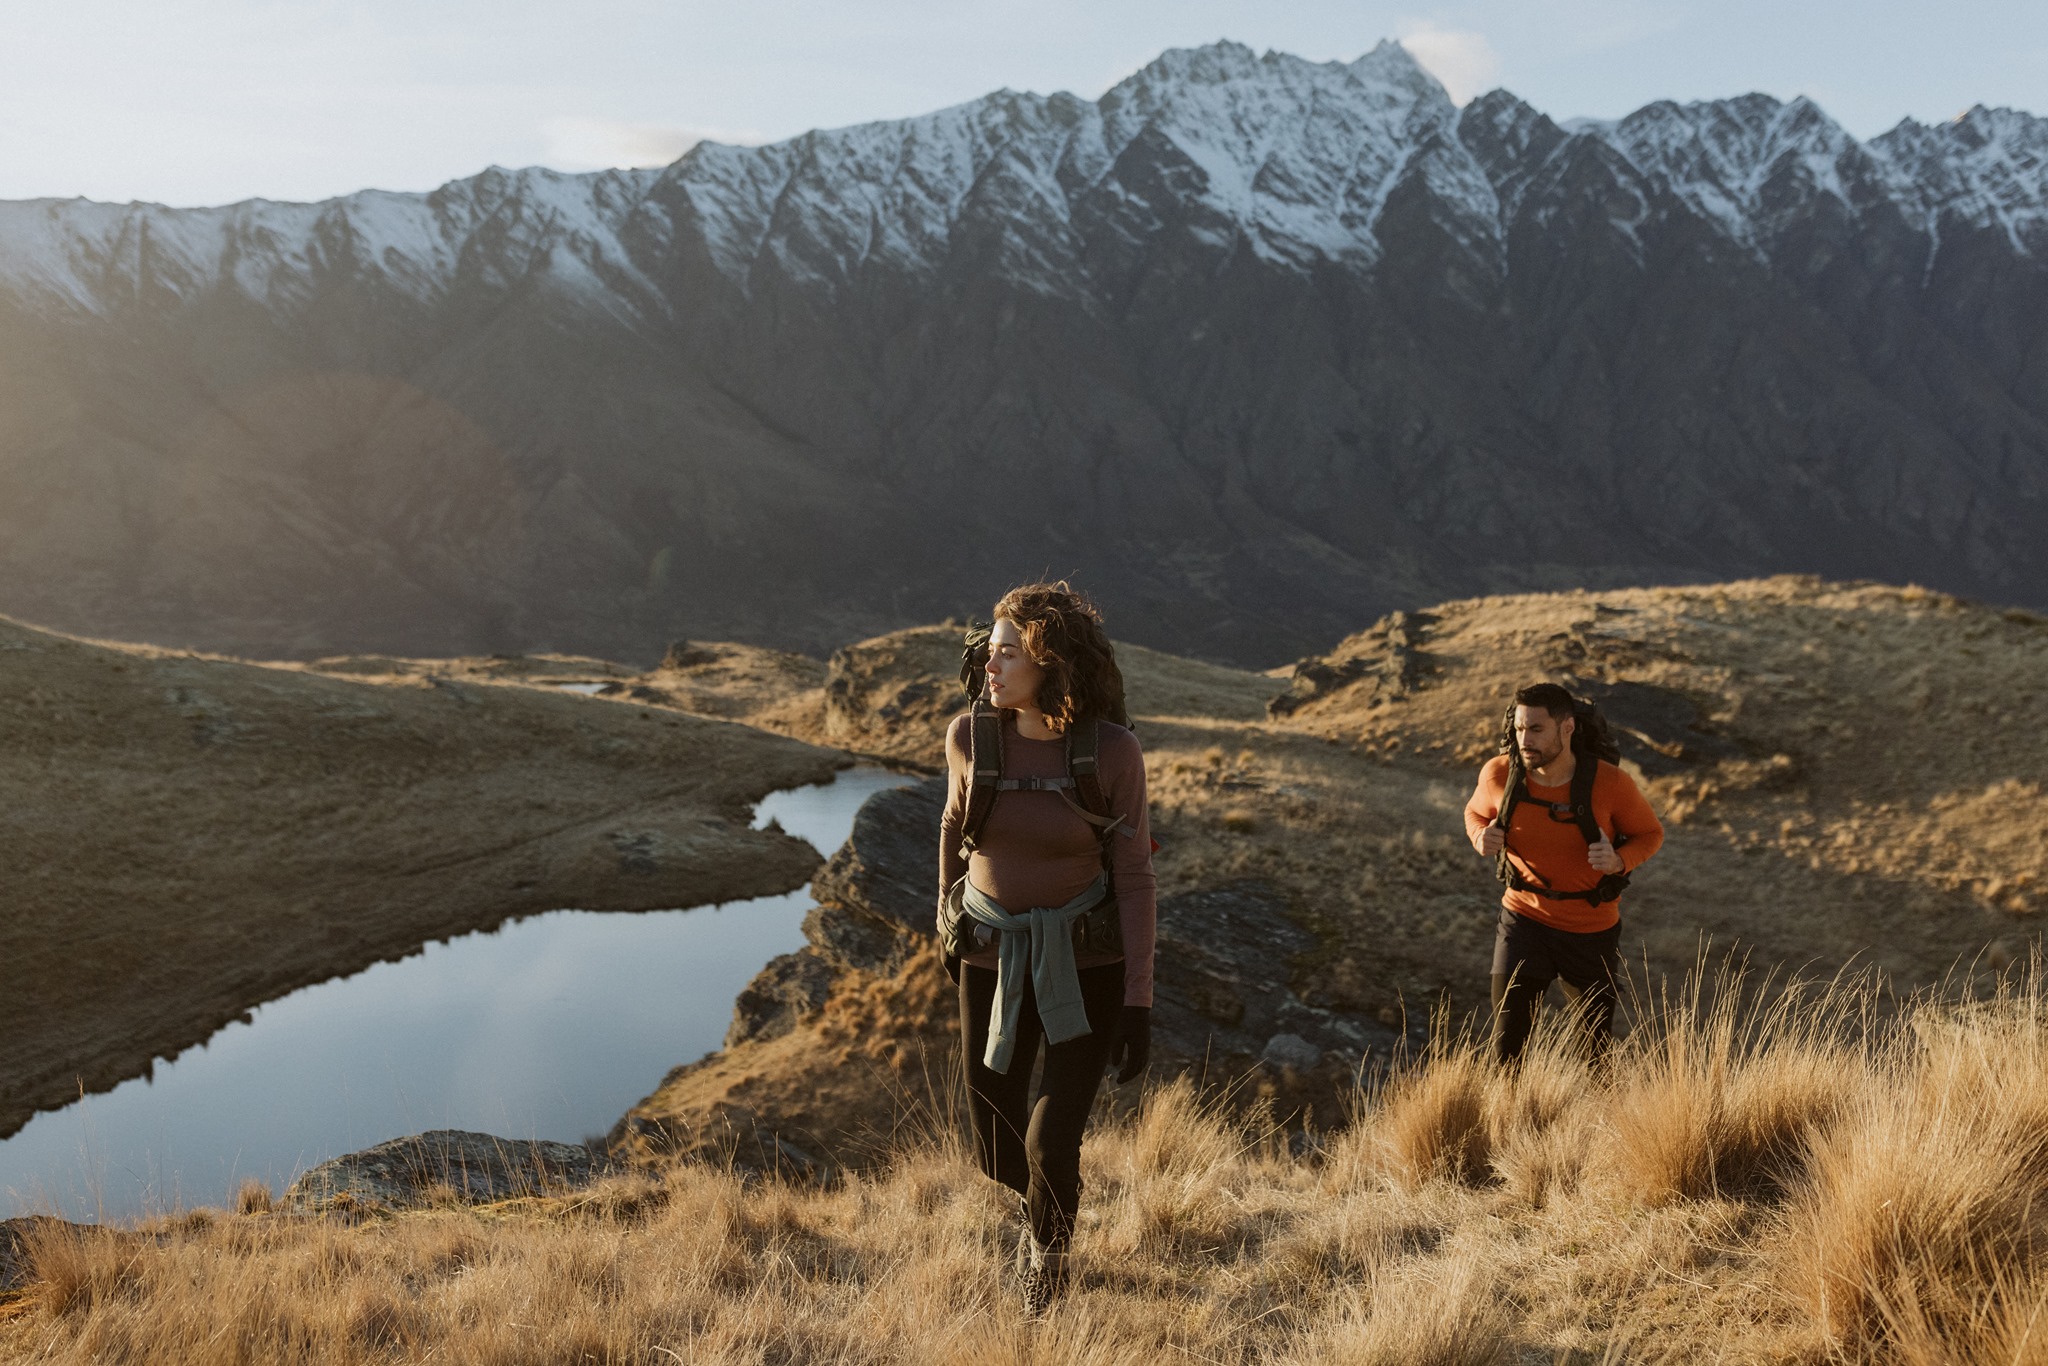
left=0, top=765, right=913, bottom=1222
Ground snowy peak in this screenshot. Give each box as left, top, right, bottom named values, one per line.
left=650, top=38, right=1466, bottom=291
left=1587, top=93, right=1880, bottom=251
left=1089, top=40, right=1463, bottom=267
left=0, top=163, right=663, bottom=315
left=1870, top=106, right=2048, bottom=252
left=1457, top=89, right=1570, bottom=215
left=1351, top=38, right=1460, bottom=109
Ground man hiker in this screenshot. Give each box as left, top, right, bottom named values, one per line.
left=1463, top=682, right=1664, bottom=1064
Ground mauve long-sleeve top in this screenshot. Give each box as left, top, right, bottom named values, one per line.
left=938, top=711, right=1158, bottom=1007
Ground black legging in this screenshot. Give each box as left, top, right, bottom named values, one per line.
left=959, top=960, right=1124, bottom=1251
left=1490, top=907, right=1621, bottom=1065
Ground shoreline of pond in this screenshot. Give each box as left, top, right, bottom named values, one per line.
left=0, top=766, right=914, bottom=1224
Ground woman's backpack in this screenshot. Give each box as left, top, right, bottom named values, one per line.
left=945, top=622, right=1137, bottom=957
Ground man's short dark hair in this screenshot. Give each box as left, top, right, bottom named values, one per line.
left=1513, top=682, right=1576, bottom=720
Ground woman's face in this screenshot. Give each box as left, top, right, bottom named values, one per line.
left=985, top=617, right=1046, bottom=713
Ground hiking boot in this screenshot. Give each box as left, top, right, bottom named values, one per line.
left=1014, top=1225, right=1068, bottom=1319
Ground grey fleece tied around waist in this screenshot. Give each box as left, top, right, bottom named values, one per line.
left=953, top=873, right=1109, bottom=1075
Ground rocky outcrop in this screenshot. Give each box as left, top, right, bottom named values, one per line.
left=1271, top=611, right=1442, bottom=716
left=809, top=780, right=947, bottom=942
left=821, top=629, right=961, bottom=768
left=1151, top=883, right=1417, bottom=1076
left=283, top=1131, right=599, bottom=1213
left=723, top=779, right=1404, bottom=1078
left=727, top=780, right=945, bottom=1046
left=610, top=771, right=1400, bottom=1179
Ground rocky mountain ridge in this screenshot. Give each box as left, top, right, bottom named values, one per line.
left=4, top=43, right=2040, bottom=310
left=0, top=42, right=2042, bottom=664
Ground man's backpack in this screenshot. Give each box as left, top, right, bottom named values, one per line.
left=1489, top=696, right=1632, bottom=906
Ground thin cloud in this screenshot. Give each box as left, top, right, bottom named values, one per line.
left=1545, top=1, right=1690, bottom=55
left=1397, top=22, right=1503, bottom=105
left=540, top=117, right=768, bottom=171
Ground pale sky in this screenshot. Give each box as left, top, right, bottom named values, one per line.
left=1, top=0, right=2041, bottom=207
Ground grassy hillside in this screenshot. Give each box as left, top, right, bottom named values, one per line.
left=618, top=577, right=2048, bottom=1172
left=0, top=616, right=841, bottom=1138
left=9, top=576, right=2048, bottom=1363
left=6, top=966, right=2045, bottom=1363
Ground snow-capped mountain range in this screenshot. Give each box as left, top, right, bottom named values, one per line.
left=0, top=40, right=2042, bottom=665
left=0, top=40, right=2038, bottom=315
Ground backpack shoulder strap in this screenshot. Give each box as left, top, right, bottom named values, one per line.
left=1572, top=756, right=1633, bottom=901
left=1495, top=753, right=1634, bottom=905
left=957, top=703, right=1004, bottom=855
left=1068, top=720, right=1106, bottom=817
left=1569, top=755, right=1604, bottom=846
left=1492, top=756, right=1527, bottom=888
left=1492, top=756, right=1526, bottom=832
left=1061, top=719, right=1136, bottom=847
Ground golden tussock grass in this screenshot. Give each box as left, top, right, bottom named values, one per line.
left=17, top=967, right=2048, bottom=1364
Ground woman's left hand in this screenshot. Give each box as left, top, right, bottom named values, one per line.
left=1110, top=1006, right=1151, bottom=1083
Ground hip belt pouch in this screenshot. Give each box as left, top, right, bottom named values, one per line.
left=939, top=877, right=1122, bottom=958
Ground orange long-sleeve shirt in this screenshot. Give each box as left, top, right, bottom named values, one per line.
left=1462, top=755, right=1664, bottom=933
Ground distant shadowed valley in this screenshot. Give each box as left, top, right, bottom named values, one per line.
left=0, top=40, right=2044, bottom=665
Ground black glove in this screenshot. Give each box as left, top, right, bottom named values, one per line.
left=1110, top=1006, right=1151, bottom=1083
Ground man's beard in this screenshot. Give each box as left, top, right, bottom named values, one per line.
left=1522, top=742, right=1561, bottom=769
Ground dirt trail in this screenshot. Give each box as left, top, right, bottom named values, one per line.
left=0, top=617, right=842, bottom=1139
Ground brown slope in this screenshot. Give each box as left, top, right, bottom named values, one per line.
left=304, top=638, right=828, bottom=732
left=1266, top=575, right=2048, bottom=1003
left=802, top=624, right=1288, bottom=770
left=0, top=615, right=842, bottom=1139
left=611, top=578, right=2048, bottom=1170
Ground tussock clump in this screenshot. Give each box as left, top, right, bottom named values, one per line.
left=1778, top=1083, right=2043, bottom=1352
left=1362, top=1042, right=1493, bottom=1189
left=232, top=1177, right=273, bottom=1216
left=23, top=1223, right=143, bottom=1319
left=1775, top=971, right=2048, bottom=1355
left=1280, top=1251, right=1511, bottom=1366
left=1481, top=1021, right=1600, bottom=1207
left=1263, top=1196, right=1412, bottom=1286
left=1605, top=972, right=1865, bottom=1206
left=1092, top=1077, right=1300, bottom=1261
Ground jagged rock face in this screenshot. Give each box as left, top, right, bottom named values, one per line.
left=728, top=778, right=1405, bottom=1076
left=809, top=778, right=946, bottom=942
left=1150, top=882, right=1417, bottom=1075
left=727, top=779, right=942, bottom=1048
left=0, top=42, right=2043, bottom=664
left=820, top=628, right=962, bottom=766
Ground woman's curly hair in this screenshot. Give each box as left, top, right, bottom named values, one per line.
left=992, top=581, right=1130, bottom=732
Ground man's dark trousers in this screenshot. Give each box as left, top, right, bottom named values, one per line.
left=1489, top=906, right=1621, bottom=1064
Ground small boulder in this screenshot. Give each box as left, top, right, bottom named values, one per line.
left=1261, top=1033, right=1323, bottom=1072
left=727, top=950, right=837, bottom=1047
left=661, top=641, right=721, bottom=671
left=283, top=1130, right=596, bottom=1213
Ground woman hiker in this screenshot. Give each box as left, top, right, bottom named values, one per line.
left=937, top=581, right=1156, bottom=1317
